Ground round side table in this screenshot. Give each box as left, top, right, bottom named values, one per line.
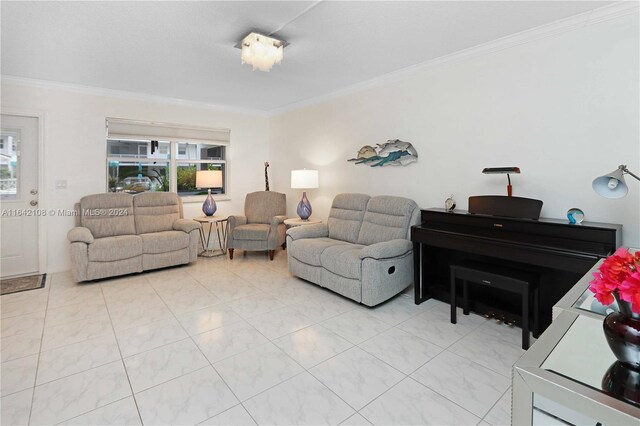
left=284, top=218, right=322, bottom=228
left=193, top=216, right=228, bottom=257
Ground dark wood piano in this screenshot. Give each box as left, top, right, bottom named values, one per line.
left=412, top=208, right=622, bottom=332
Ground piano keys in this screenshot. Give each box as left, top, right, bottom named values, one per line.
left=412, top=208, right=621, bottom=332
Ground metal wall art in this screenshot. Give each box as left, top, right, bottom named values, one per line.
left=348, top=139, right=418, bottom=167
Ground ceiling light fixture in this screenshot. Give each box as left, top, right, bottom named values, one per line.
left=237, top=32, right=288, bottom=72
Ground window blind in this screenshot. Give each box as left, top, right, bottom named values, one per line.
left=106, top=118, right=230, bottom=145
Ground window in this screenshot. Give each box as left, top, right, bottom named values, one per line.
left=106, top=119, right=229, bottom=196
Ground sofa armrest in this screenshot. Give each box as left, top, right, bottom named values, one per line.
left=270, top=215, right=287, bottom=228
left=67, top=227, right=94, bottom=244
left=173, top=218, right=201, bottom=233
left=359, top=239, right=412, bottom=260
left=286, top=223, right=329, bottom=241
left=228, top=215, right=247, bottom=231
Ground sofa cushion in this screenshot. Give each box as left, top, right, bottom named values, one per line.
left=327, top=193, right=370, bottom=243
left=245, top=191, right=286, bottom=224
left=88, top=235, right=143, bottom=262
left=289, top=237, right=348, bottom=266
left=140, top=231, right=190, bottom=254
left=80, top=193, right=135, bottom=238
left=233, top=223, right=270, bottom=240
left=357, top=196, right=419, bottom=246
left=133, top=192, right=182, bottom=234
left=321, top=244, right=365, bottom=279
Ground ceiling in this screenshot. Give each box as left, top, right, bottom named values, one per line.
left=1, top=1, right=618, bottom=112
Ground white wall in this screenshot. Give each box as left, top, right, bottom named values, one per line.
left=270, top=13, right=640, bottom=247
left=1, top=83, right=270, bottom=273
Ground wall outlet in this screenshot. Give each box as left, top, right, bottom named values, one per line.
left=55, top=180, right=67, bottom=189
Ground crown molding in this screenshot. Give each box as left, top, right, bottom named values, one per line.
left=0, top=75, right=270, bottom=117
left=268, top=1, right=639, bottom=117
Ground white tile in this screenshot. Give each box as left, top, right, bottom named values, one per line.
left=359, top=328, right=443, bottom=374
left=449, top=330, right=525, bottom=377
left=0, top=388, right=32, bottom=426
left=411, top=351, right=511, bottom=417
left=340, top=413, right=372, bottom=426
left=41, top=314, right=113, bottom=351
left=135, top=366, right=238, bottom=426
left=269, top=280, right=327, bottom=305
left=199, top=404, right=256, bottom=425
left=177, top=304, right=244, bottom=336
left=0, top=354, right=38, bottom=396
left=309, top=347, right=404, bottom=410
left=194, top=321, right=269, bottom=364
left=0, top=293, right=48, bottom=318
left=47, top=285, right=104, bottom=309
left=30, top=361, right=131, bottom=425
left=115, top=317, right=188, bottom=357
left=157, top=285, right=222, bottom=315
left=124, top=338, right=209, bottom=393
left=358, top=294, right=426, bottom=326
left=61, top=396, right=141, bottom=425
left=108, top=298, right=174, bottom=331
left=1, top=332, right=41, bottom=362
left=214, top=342, right=304, bottom=401
left=290, top=293, right=357, bottom=322
left=359, top=378, right=480, bottom=425
left=484, top=389, right=512, bottom=426
left=274, top=324, right=353, bottom=368
left=397, top=310, right=479, bottom=348
left=244, top=372, right=354, bottom=425
left=199, top=276, right=263, bottom=302
left=37, top=334, right=121, bottom=385
left=45, top=301, right=108, bottom=326
left=0, top=287, right=48, bottom=305
left=245, top=305, right=315, bottom=340
left=1, top=310, right=45, bottom=339
left=321, top=310, right=391, bottom=344
left=226, top=293, right=286, bottom=318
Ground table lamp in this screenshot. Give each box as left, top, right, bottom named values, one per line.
left=291, top=169, right=319, bottom=220
left=196, top=170, right=223, bottom=216
left=482, top=167, right=521, bottom=197
left=593, top=165, right=640, bottom=199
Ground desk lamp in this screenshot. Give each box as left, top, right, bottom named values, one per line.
left=482, top=167, right=521, bottom=197
left=593, top=165, right=640, bottom=199
left=291, top=169, right=319, bottom=220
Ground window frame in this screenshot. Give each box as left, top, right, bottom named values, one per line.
left=106, top=138, right=229, bottom=202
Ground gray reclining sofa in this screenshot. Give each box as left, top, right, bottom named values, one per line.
left=286, top=193, right=419, bottom=306
left=67, top=192, right=201, bottom=282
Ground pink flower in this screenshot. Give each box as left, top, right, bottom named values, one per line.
left=588, top=248, right=640, bottom=312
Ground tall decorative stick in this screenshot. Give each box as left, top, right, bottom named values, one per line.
left=264, top=162, right=270, bottom=191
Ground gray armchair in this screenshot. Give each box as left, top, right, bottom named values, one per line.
left=227, top=191, right=287, bottom=261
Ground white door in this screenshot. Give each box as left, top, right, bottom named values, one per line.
left=0, top=114, right=39, bottom=278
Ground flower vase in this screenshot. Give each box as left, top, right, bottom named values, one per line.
left=603, top=295, right=640, bottom=370
left=297, top=191, right=312, bottom=220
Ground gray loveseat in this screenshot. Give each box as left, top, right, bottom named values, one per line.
left=286, top=193, right=419, bottom=306
left=67, top=192, right=201, bottom=282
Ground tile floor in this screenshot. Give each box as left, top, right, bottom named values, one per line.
left=0, top=251, right=525, bottom=425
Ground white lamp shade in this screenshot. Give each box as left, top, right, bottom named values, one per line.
left=196, top=170, right=223, bottom=188
left=592, top=167, right=628, bottom=199
left=291, top=169, right=319, bottom=189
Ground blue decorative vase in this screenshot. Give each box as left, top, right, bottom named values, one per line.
left=297, top=192, right=312, bottom=220
left=202, top=190, right=217, bottom=216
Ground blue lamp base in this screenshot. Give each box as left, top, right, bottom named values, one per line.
left=202, top=189, right=217, bottom=216
left=297, top=191, right=312, bottom=220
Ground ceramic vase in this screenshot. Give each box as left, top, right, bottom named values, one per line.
left=603, top=295, right=640, bottom=370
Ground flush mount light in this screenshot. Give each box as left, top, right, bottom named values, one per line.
left=235, top=32, right=288, bottom=72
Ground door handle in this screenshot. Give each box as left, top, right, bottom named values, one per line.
left=30, top=200, right=38, bottom=206
left=30, top=189, right=38, bottom=195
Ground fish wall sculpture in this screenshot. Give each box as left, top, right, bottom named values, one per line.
left=348, top=139, right=418, bottom=167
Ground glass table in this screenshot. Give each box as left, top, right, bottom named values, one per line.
left=513, top=269, right=640, bottom=426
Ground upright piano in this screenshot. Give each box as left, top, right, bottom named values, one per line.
left=412, top=208, right=622, bottom=331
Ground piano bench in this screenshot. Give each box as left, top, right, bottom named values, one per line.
left=449, top=260, right=539, bottom=350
